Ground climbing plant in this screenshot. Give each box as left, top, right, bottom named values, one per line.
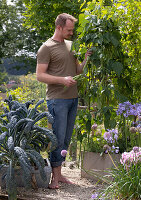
left=73, top=0, right=141, bottom=131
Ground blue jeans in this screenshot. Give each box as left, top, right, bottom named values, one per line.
left=47, top=98, right=78, bottom=167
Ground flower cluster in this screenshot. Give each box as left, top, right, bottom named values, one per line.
left=116, top=101, right=141, bottom=118
left=91, top=192, right=105, bottom=200
left=61, top=150, right=67, bottom=157
left=104, top=129, right=118, bottom=142
left=103, top=129, right=119, bottom=153
left=120, top=147, right=141, bottom=169
left=91, top=123, right=98, bottom=136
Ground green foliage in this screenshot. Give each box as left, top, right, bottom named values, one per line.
left=70, top=0, right=141, bottom=158
left=71, top=0, right=141, bottom=148
left=0, top=0, right=24, bottom=58
left=0, top=95, right=57, bottom=199
left=98, top=154, right=141, bottom=199
left=75, top=108, right=106, bottom=153
left=20, top=74, right=47, bottom=100
left=0, top=0, right=38, bottom=73
left=22, top=0, right=86, bottom=40
left=0, top=85, right=7, bottom=93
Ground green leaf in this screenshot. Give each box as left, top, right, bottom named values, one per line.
left=86, top=120, right=91, bottom=132
left=110, top=35, right=119, bottom=47
left=102, top=106, right=109, bottom=114
left=111, top=62, right=123, bottom=76
left=109, top=119, right=117, bottom=128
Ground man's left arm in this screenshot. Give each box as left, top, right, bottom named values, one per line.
left=76, top=50, right=92, bottom=75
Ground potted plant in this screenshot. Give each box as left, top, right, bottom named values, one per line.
left=0, top=95, right=57, bottom=200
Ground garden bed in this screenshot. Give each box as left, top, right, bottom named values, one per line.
left=81, top=152, right=120, bottom=181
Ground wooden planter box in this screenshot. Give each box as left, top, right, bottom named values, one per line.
left=81, top=152, right=121, bottom=181
left=0, top=159, right=52, bottom=189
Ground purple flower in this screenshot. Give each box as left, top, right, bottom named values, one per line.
left=61, top=150, right=67, bottom=157
left=91, top=192, right=98, bottom=199
left=103, top=132, right=111, bottom=141
left=138, top=116, right=141, bottom=121
left=103, top=144, right=111, bottom=153
left=114, top=134, right=118, bottom=140
left=137, top=104, right=141, bottom=115
left=91, top=123, right=98, bottom=130
left=116, top=102, right=141, bottom=117
left=130, top=127, right=137, bottom=133
left=133, top=146, right=139, bottom=153
left=103, top=129, right=119, bottom=153
left=103, top=129, right=118, bottom=143
left=115, top=147, right=119, bottom=154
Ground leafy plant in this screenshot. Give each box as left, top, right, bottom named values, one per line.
left=92, top=147, right=141, bottom=200
left=0, top=95, right=57, bottom=200
left=71, top=1, right=140, bottom=153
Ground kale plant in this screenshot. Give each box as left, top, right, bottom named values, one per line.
left=0, top=95, right=57, bottom=200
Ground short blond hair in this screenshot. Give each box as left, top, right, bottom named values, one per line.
left=55, top=13, right=77, bottom=28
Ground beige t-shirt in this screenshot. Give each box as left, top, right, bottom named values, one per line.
left=37, top=38, right=78, bottom=100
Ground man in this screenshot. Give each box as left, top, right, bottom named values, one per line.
left=36, top=13, right=91, bottom=189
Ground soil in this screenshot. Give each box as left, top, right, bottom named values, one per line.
left=0, top=162, right=104, bottom=200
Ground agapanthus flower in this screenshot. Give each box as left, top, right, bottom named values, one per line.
left=115, top=147, right=119, bottom=154
left=104, top=129, right=118, bottom=143
left=130, top=127, right=137, bottom=133
left=91, top=123, right=98, bottom=136
left=137, top=104, right=141, bottom=116
left=103, top=144, right=111, bottom=153
left=137, top=126, right=141, bottom=133
left=103, top=132, right=111, bottom=141
left=91, top=192, right=98, bottom=199
left=116, top=101, right=132, bottom=117
left=133, top=146, right=139, bottom=153
left=103, top=129, right=119, bottom=153
left=61, top=150, right=67, bottom=157
left=116, top=102, right=141, bottom=117
left=138, top=116, right=141, bottom=121
left=91, top=123, right=98, bottom=130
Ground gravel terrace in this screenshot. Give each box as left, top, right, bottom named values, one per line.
left=0, top=162, right=104, bottom=200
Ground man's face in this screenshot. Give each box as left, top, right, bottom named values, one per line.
left=60, top=19, right=74, bottom=40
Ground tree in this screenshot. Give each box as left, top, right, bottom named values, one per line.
left=0, top=0, right=40, bottom=75
left=0, top=0, right=88, bottom=75
left=22, top=0, right=87, bottom=40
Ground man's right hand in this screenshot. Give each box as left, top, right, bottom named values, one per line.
left=63, top=76, right=77, bottom=87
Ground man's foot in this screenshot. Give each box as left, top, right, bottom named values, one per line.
left=58, top=175, right=74, bottom=184
left=48, top=180, right=59, bottom=189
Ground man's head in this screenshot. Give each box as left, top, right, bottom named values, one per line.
left=55, top=13, right=77, bottom=40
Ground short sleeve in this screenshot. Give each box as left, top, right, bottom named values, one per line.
left=37, top=44, right=51, bottom=64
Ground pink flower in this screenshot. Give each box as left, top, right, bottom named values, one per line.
left=120, top=147, right=141, bottom=170
left=61, top=150, right=67, bottom=157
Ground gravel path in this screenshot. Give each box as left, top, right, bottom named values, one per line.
left=0, top=162, right=103, bottom=200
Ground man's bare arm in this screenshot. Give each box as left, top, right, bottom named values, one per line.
left=36, top=63, right=76, bottom=87
left=76, top=50, right=92, bottom=74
